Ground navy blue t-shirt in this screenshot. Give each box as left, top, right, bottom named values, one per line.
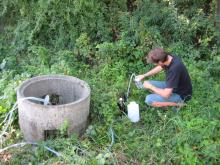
left=164, top=56, right=192, bottom=101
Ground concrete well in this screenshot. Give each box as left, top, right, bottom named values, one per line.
left=17, top=75, right=90, bottom=142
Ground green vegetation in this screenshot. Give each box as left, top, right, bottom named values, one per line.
left=0, top=0, right=220, bottom=164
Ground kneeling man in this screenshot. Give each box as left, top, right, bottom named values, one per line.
left=136, top=48, right=192, bottom=107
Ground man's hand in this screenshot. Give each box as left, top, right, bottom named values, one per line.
left=143, top=81, right=153, bottom=90
left=135, top=74, right=145, bottom=81
left=143, top=81, right=173, bottom=99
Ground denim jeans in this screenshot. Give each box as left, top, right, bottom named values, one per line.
left=145, top=80, right=182, bottom=105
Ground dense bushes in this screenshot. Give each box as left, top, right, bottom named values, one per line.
left=0, top=0, right=220, bottom=164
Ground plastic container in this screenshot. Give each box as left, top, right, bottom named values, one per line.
left=134, top=77, right=141, bottom=82
left=127, top=101, right=140, bottom=122
left=134, top=77, right=143, bottom=89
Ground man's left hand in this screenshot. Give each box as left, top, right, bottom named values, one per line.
left=143, top=81, right=153, bottom=90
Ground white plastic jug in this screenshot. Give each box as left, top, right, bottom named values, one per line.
left=127, top=101, right=140, bottom=123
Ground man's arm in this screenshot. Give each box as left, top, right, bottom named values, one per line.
left=137, top=66, right=163, bottom=80
left=143, top=81, right=173, bottom=99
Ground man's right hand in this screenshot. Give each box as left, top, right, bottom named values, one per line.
left=135, top=74, right=145, bottom=81
left=136, top=66, right=163, bottom=81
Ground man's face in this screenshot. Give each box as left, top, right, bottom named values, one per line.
left=154, top=61, right=165, bottom=67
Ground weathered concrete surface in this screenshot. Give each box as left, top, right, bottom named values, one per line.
left=17, top=75, right=90, bottom=142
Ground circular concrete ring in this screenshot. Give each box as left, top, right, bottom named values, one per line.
left=17, top=75, right=90, bottom=141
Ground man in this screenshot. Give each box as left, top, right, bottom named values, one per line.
left=136, top=48, right=192, bottom=107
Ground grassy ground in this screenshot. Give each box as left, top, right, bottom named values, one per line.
left=0, top=56, right=220, bottom=164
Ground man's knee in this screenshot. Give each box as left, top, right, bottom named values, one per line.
left=145, top=95, right=153, bottom=105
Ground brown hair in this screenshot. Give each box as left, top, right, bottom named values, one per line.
left=147, top=48, right=168, bottom=64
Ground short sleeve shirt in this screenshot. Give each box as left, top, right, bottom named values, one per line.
left=164, top=56, right=192, bottom=101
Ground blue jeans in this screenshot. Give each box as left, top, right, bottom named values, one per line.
left=145, top=81, right=182, bottom=105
